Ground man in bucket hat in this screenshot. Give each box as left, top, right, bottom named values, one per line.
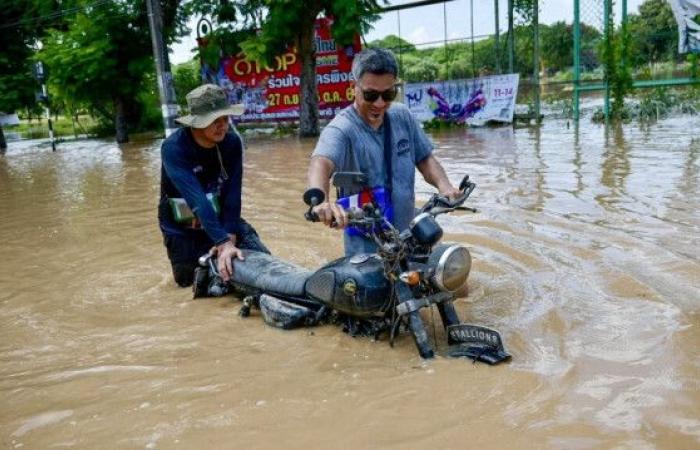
left=158, top=84, right=269, bottom=292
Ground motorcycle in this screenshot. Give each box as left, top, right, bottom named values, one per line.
left=194, top=173, right=510, bottom=364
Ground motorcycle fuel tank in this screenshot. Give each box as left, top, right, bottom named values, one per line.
left=304, top=253, right=390, bottom=317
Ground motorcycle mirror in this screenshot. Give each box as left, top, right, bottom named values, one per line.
left=459, top=174, right=470, bottom=191
left=303, top=188, right=325, bottom=206
left=332, top=172, right=368, bottom=193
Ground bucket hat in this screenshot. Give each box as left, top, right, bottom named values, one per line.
left=175, top=84, right=244, bottom=128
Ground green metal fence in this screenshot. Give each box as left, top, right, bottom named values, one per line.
left=574, top=0, right=700, bottom=122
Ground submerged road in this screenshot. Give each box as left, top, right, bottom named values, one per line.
left=0, top=118, right=698, bottom=449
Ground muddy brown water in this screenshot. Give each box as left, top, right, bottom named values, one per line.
left=1, top=118, right=698, bottom=449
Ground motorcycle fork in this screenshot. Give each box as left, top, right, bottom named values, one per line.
left=437, top=301, right=461, bottom=329
left=394, top=281, right=434, bottom=359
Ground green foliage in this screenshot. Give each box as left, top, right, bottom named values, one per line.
left=0, top=0, right=45, bottom=115
left=35, top=0, right=185, bottom=137
left=0, top=0, right=186, bottom=141
left=173, top=60, right=202, bottom=108
left=539, top=21, right=600, bottom=73
left=627, top=0, right=678, bottom=66
left=689, top=54, right=699, bottom=80
left=367, top=34, right=416, bottom=53
left=597, top=2, right=633, bottom=122
left=190, top=0, right=384, bottom=65
left=591, top=86, right=700, bottom=123
left=513, top=0, right=535, bottom=24
left=401, top=54, right=439, bottom=82
left=187, top=0, right=385, bottom=136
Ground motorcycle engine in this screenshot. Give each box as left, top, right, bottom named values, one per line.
left=428, top=244, right=472, bottom=292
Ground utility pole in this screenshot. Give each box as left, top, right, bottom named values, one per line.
left=494, top=0, right=501, bottom=74
left=146, top=0, right=178, bottom=137
left=508, top=0, right=514, bottom=74
left=34, top=61, right=56, bottom=152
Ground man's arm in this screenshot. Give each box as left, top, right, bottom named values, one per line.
left=220, top=134, right=244, bottom=239
left=417, top=155, right=460, bottom=198
left=307, top=155, right=348, bottom=228
left=216, top=133, right=247, bottom=282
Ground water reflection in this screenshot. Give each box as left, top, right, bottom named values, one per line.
left=598, top=124, right=630, bottom=210
left=571, top=121, right=585, bottom=198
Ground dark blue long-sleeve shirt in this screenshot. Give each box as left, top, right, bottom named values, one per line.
left=158, top=127, right=243, bottom=245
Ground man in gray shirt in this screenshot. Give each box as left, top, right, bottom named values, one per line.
left=308, top=48, right=460, bottom=255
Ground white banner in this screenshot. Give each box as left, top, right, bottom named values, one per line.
left=668, top=0, right=700, bottom=54
left=404, top=74, right=520, bottom=126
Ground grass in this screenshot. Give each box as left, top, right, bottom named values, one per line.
left=8, top=115, right=99, bottom=139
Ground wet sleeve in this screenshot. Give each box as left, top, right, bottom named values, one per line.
left=220, top=133, right=243, bottom=237
left=161, top=140, right=229, bottom=245
left=408, top=109, right=434, bottom=165
left=312, top=125, right=348, bottom=171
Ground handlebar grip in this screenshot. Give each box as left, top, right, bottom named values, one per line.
left=305, top=210, right=339, bottom=228
left=305, top=211, right=320, bottom=222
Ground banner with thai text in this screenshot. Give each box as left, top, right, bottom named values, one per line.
left=208, top=17, right=361, bottom=122
left=404, top=74, right=520, bottom=126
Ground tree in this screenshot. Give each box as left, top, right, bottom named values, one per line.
left=35, top=0, right=186, bottom=143
left=401, top=54, right=439, bottom=82
left=540, top=21, right=601, bottom=74
left=627, top=0, right=678, bottom=67
left=173, top=60, right=203, bottom=108
left=188, top=0, right=385, bottom=137
left=0, top=0, right=47, bottom=150
left=367, top=34, right=416, bottom=53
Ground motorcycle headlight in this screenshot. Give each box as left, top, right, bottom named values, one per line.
left=429, top=244, right=472, bottom=292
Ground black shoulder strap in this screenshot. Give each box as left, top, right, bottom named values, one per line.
left=383, top=113, right=392, bottom=192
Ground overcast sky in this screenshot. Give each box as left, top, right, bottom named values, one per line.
left=169, top=0, right=647, bottom=64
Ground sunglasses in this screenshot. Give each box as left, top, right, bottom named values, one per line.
left=358, top=85, right=398, bottom=103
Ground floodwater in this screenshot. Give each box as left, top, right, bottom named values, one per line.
left=1, top=117, right=698, bottom=450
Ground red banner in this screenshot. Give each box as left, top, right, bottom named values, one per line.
left=211, top=17, right=362, bottom=122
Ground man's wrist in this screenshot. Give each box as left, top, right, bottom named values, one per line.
left=216, top=239, right=233, bottom=249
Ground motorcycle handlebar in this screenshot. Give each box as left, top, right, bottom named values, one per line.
left=305, top=207, right=367, bottom=228
left=420, top=180, right=476, bottom=215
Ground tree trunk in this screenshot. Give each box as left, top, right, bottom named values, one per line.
left=0, top=124, right=7, bottom=153
left=297, top=16, right=319, bottom=138
left=114, top=96, right=129, bottom=143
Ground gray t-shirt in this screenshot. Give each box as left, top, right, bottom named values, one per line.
left=312, top=103, right=433, bottom=255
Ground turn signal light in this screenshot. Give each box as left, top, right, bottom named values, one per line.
left=399, top=271, right=421, bottom=286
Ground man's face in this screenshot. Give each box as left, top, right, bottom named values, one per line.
left=195, top=116, right=229, bottom=147
left=354, top=73, right=396, bottom=129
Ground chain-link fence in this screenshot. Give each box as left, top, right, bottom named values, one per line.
left=574, top=0, right=699, bottom=120
left=366, top=0, right=699, bottom=121
left=365, top=0, right=549, bottom=121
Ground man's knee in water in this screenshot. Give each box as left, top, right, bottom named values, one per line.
left=172, top=263, right=196, bottom=287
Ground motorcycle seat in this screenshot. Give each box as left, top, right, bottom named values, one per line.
left=231, top=250, right=312, bottom=297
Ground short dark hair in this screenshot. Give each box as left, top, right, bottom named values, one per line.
left=351, top=48, right=398, bottom=82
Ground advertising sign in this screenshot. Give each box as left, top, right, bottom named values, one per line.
left=211, top=17, right=361, bottom=122
left=404, top=74, right=520, bottom=126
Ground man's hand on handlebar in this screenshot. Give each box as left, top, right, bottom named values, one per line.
left=312, top=201, right=348, bottom=228
left=441, top=185, right=462, bottom=201
left=216, top=240, right=245, bottom=282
